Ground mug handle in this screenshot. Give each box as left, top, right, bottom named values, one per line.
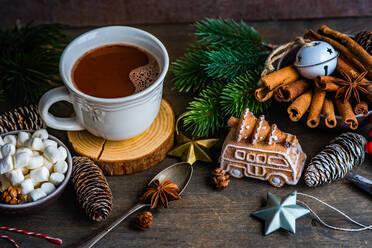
left=38, top=86, right=85, bottom=131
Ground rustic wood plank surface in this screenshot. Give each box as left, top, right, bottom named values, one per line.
left=0, top=17, right=371, bottom=248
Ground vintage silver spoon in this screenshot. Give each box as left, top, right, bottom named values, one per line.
left=77, top=162, right=193, bottom=248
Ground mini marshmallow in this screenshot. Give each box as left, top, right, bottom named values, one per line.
left=20, top=178, right=34, bottom=195
left=30, top=188, right=47, bottom=201
left=16, top=147, right=33, bottom=155
left=1, top=143, right=15, bottom=157
left=57, top=146, right=67, bottom=162
left=29, top=155, right=44, bottom=169
left=40, top=182, right=56, bottom=195
left=3, top=135, right=16, bottom=146
left=44, top=145, right=60, bottom=163
left=43, top=159, right=54, bottom=172
left=43, top=139, right=57, bottom=150
left=32, top=129, right=48, bottom=140
left=17, top=131, right=30, bottom=147
left=50, top=172, right=65, bottom=186
left=8, top=168, right=24, bottom=185
left=30, top=166, right=49, bottom=183
left=54, top=161, right=68, bottom=174
left=14, top=152, right=31, bottom=168
left=26, top=137, right=44, bottom=151
left=0, top=155, right=13, bottom=174
left=0, top=137, right=4, bottom=146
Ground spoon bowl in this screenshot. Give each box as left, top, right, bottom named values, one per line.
left=150, top=162, right=193, bottom=195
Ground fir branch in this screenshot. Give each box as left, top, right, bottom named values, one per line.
left=220, top=70, right=271, bottom=118
left=0, top=22, right=67, bottom=105
left=194, top=18, right=262, bottom=48
left=202, top=47, right=267, bottom=81
left=170, top=49, right=210, bottom=93
left=183, top=82, right=225, bottom=137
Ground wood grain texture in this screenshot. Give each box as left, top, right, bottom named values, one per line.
left=0, top=0, right=371, bottom=28
left=0, top=19, right=371, bottom=248
left=67, top=99, right=175, bottom=175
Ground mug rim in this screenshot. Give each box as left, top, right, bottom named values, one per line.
left=59, top=25, right=169, bottom=103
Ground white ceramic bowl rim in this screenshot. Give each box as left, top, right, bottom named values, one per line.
left=0, top=130, right=72, bottom=209
left=59, top=26, right=169, bottom=104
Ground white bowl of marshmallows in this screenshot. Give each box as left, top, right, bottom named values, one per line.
left=0, top=129, right=72, bottom=214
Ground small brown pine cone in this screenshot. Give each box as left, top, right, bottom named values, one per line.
left=72, top=157, right=113, bottom=222
left=136, top=211, right=153, bottom=230
left=1, top=186, right=23, bottom=205
left=355, top=31, right=372, bottom=54
left=212, top=168, right=230, bottom=190
left=0, top=105, right=45, bottom=133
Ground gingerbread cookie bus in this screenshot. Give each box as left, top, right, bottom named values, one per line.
left=220, top=109, right=307, bottom=187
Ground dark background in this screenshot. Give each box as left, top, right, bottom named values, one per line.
left=0, top=0, right=371, bottom=28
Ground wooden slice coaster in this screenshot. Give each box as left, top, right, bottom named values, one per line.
left=67, top=99, right=175, bottom=175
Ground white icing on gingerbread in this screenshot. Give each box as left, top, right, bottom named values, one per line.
left=268, top=124, right=278, bottom=145
left=252, top=115, right=265, bottom=144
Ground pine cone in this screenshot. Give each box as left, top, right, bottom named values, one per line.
left=0, top=105, right=45, bottom=133
left=355, top=31, right=372, bottom=54
left=212, top=168, right=230, bottom=190
left=72, top=157, right=113, bottom=222
left=1, top=186, right=24, bottom=205
left=304, top=132, right=366, bottom=187
left=136, top=211, right=153, bottom=230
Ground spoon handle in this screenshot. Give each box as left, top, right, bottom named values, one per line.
left=77, top=203, right=147, bottom=248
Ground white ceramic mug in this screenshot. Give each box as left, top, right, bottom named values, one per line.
left=39, top=26, right=169, bottom=140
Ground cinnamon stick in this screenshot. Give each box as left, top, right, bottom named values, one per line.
left=307, top=88, right=326, bottom=128
left=315, top=76, right=340, bottom=91
left=319, top=25, right=372, bottom=79
left=287, top=89, right=313, bottom=122
left=305, top=30, right=367, bottom=75
left=261, top=65, right=300, bottom=91
left=255, top=87, right=275, bottom=102
left=322, top=97, right=337, bottom=128
left=337, top=57, right=369, bottom=82
left=275, top=79, right=310, bottom=102
left=335, top=99, right=358, bottom=130
left=354, top=101, right=369, bottom=117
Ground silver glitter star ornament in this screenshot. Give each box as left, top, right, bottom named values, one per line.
left=252, top=191, right=310, bottom=235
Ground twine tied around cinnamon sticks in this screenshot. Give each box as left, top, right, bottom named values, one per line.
left=254, top=25, right=372, bottom=130
left=260, top=36, right=312, bottom=79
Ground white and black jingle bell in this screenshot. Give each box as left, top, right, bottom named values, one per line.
left=294, top=41, right=338, bottom=79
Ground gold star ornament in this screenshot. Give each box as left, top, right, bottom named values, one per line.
left=167, top=133, right=218, bottom=165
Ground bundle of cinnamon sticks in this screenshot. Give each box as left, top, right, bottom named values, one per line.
left=255, top=25, right=372, bottom=130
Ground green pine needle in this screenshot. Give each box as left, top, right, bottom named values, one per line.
left=183, top=82, right=225, bottom=137
left=0, top=22, right=67, bottom=105
left=202, top=47, right=267, bottom=81
left=220, top=70, right=271, bottom=118
left=170, top=49, right=210, bottom=93
left=194, top=18, right=262, bottom=48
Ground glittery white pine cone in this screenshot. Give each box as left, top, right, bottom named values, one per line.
left=304, top=132, right=366, bottom=187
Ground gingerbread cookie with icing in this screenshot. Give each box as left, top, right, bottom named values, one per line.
left=221, top=109, right=306, bottom=187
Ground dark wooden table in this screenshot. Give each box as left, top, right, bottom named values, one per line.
left=1, top=18, right=372, bottom=248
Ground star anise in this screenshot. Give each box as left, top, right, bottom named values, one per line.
left=335, top=71, right=371, bottom=103
left=140, top=179, right=181, bottom=209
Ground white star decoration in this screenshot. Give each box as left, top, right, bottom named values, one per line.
left=252, top=191, right=310, bottom=235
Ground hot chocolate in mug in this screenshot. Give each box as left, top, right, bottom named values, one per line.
left=39, top=26, right=169, bottom=140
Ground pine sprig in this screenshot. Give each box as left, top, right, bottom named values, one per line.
left=220, top=70, right=271, bottom=117
left=183, top=82, right=225, bottom=137
left=0, top=22, right=67, bottom=105
left=202, top=47, right=267, bottom=81
left=170, top=49, right=210, bottom=93
left=194, top=18, right=262, bottom=48
left=170, top=18, right=271, bottom=136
